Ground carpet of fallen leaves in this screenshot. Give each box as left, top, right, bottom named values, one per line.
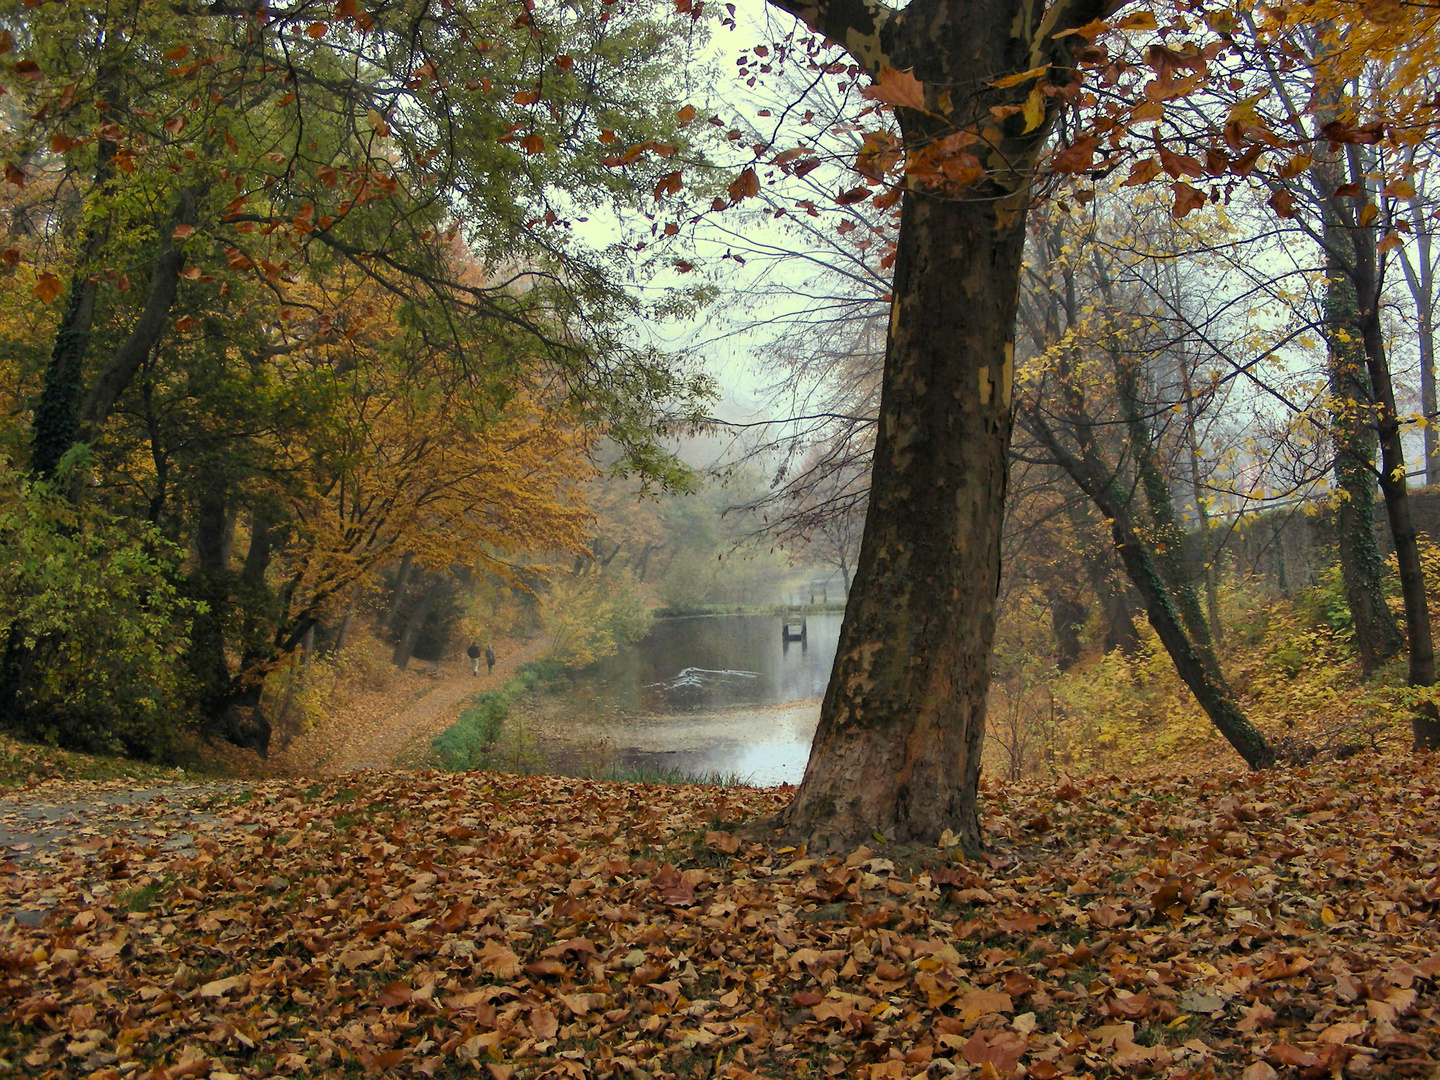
left=3, top=753, right=1440, bottom=1080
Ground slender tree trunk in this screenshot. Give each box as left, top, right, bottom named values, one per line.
left=383, top=553, right=414, bottom=635
left=30, top=82, right=119, bottom=480
left=1342, top=147, right=1440, bottom=747
left=1066, top=500, right=1141, bottom=655
left=1324, top=209, right=1403, bottom=674
left=393, top=574, right=440, bottom=670
left=1047, top=591, right=1086, bottom=671
left=1109, top=337, right=1220, bottom=674
left=1028, top=417, right=1275, bottom=768
left=1396, top=199, right=1437, bottom=485
left=189, top=480, right=233, bottom=716
left=1358, top=289, right=1440, bottom=746
left=1178, top=358, right=1222, bottom=643
left=1103, top=493, right=1274, bottom=768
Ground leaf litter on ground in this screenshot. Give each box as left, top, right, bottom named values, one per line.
left=2, top=753, right=1439, bottom=1079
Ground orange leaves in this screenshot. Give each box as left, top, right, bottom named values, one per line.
left=861, top=65, right=928, bottom=113
left=1051, top=137, right=1101, bottom=174
left=32, top=272, right=62, bottom=303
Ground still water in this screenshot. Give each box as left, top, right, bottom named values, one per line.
left=542, top=612, right=843, bottom=785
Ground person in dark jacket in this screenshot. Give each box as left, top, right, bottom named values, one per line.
left=485, top=644, right=496, bottom=675
left=467, top=642, right=482, bottom=676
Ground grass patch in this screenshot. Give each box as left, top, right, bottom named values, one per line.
left=430, top=660, right=565, bottom=770
left=582, top=763, right=750, bottom=787
left=117, top=880, right=166, bottom=913
left=0, top=733, right=191, bottom=790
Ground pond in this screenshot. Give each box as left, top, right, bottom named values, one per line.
left=524, top=611, right=843, bottom=786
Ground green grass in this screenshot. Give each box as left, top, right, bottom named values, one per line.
left=583, top=763, right=750, bottom=787
left=430, top=660, right=564, bottom=770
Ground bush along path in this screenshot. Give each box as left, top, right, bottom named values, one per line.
left=4, top=755, right=1440, bottom=1079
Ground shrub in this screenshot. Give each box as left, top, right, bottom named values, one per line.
left=0, top=459, right=197, bottom=757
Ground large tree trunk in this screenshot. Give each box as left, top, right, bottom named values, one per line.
left=766, top=0, right=1108, bottom=851
left=780, top=189, right=1022, bottom=852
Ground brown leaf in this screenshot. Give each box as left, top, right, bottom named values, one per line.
left=1265, top=1043, right=1320, bottom=1068
left=528, top=1006, right=559, bottom=1040
left=376, top=981, right=412, bottom=1008
left=861, top=66, right=927, bottom=112
left=1171, top=181, right=1208, bottom=219
left=957, top=989, right=1013, bottom=1026
left=476, top=940, right=522, bottom=979
left=960, top=1030, right=1027, bottom=1072
left=727, top=167, right=759, bottom=204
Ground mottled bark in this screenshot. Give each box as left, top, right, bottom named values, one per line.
left=768, top=0, right=1111, bottom=851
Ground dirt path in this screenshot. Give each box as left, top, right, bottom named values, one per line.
left=271, top=637, right=550, bottom=776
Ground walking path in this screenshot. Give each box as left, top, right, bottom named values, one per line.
left=268, top=636, right=549, bottom=776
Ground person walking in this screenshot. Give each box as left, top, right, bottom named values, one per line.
left=466, top=642, right=482, bottom=676
left=484, top=644, right=496, bottom=676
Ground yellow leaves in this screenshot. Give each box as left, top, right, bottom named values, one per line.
left=1358, top=203, right=1380, bottom=227
left=364, top=108, right=390, bottom=137
left=1277, top=154, right=1313, bottom=180
left=1383, top=178, right=1417, bottom=199
left=992, top=65, right=1051, bottom=89
left=1021, top=85, right=1046, bottom=133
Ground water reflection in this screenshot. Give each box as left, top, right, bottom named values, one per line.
left=551, top=612, right=843, bottom=784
